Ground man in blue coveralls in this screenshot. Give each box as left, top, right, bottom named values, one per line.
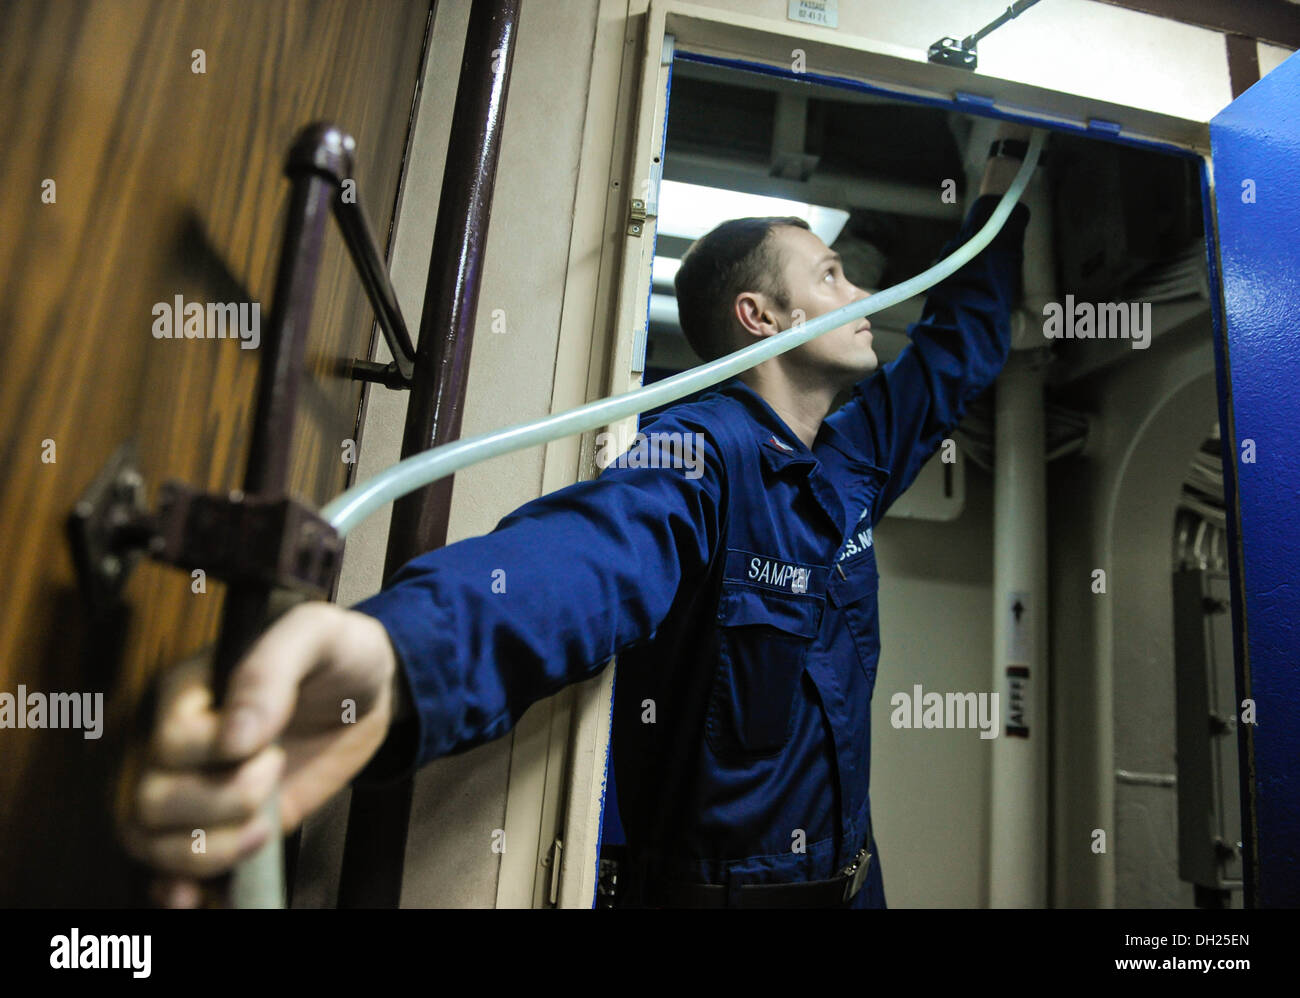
left=119, top=124, right=1034, bottom=909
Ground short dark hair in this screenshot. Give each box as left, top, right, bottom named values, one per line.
left=673, top=216, right=811, bottom=362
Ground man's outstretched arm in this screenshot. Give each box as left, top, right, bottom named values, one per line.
left=117, top=417, right=726, bottom=899
left=351, top=422, right=728, bottom=776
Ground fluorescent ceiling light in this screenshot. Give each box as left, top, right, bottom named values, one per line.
left=657, top=179, right=850, bottom=246
left=652, top=255, right=682, bottom=285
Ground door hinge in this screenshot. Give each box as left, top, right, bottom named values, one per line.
left=627, top=198, right=648, bottom=236
left=547, top=838, right=563, bottom=906
left=626, top=35, right=673, bottom=238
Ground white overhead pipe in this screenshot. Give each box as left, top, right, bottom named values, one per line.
left=969, top=117, right=1054, bottom=908
left=989, top=349, right=1051, bottom=908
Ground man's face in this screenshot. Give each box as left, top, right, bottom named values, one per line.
left=755, top=225, right=877, bottom=389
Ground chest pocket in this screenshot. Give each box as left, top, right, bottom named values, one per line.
left=828, top=553, right=882, bottom=687
left=706, top=583, right=821, bottom=759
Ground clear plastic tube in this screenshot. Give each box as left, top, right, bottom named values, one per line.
left=323, top=131, right=1043, bottom=537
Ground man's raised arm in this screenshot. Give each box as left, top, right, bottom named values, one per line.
left=825, top=123, right=1035, bottom=519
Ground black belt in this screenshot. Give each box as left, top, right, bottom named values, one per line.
left=655, top=846, right=872, bottom=909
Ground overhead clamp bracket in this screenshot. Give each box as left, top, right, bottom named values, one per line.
left=927, top=0, right=1045, bottom=73
left=928, top=36, right=977, bottom=71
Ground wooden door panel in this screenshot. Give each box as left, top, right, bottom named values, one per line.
left=0, top=0, right=429, bottom=905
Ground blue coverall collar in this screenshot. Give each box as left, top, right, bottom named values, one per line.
left=711, top=377, right=885, bottom=479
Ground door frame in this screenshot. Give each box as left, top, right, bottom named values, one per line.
left=554, top=0, right=1262, bottom=908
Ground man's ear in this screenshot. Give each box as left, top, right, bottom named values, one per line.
left=734, top=292, right=782, bottom=340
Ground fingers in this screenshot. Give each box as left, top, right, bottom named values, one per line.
left=136, top=744, right=285, bottom=829
left=121, top=745, right=284, bottom=878
left=121, top=809, right=273, bottom=879
left=118, top=602, right=365, bottom=885
left=216, top=604, right=338, bottom=762
left=114, top=650, right=220, bottom=871
left=149, top=652, right=221, bottom=769
left=149, top=876, right=204, bottom=909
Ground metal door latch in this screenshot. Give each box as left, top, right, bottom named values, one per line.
left=67, top=442, right=342, bottom=617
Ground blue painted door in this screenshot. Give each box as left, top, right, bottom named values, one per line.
left=1208, top=48, right=1300, bottom=908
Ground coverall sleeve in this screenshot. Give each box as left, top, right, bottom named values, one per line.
left=348, top=414, right=726, bottom=784
left=826, top=194, right=1029, bottom=523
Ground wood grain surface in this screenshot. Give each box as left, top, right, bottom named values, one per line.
left=0, top=0, right=430, bottom=905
